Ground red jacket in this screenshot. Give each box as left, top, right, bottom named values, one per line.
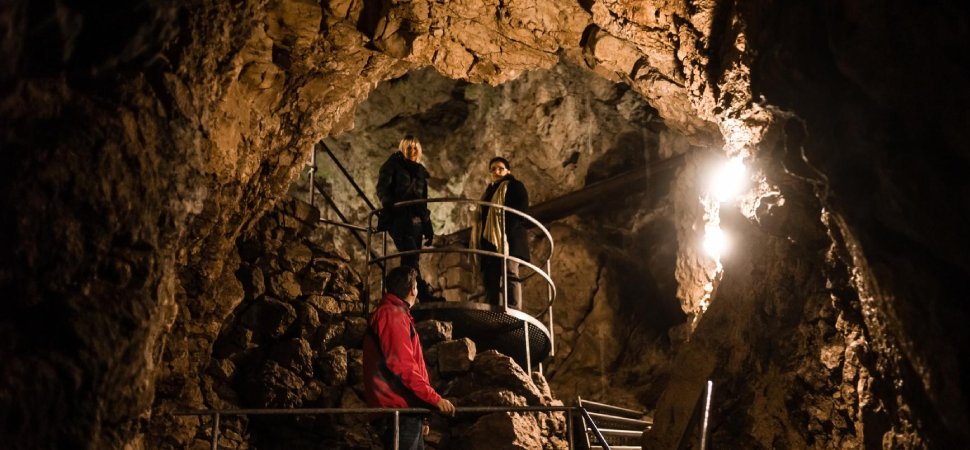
left=363, top=293, right=441, bottom=410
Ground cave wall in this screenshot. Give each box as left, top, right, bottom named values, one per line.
left=2, top=0, right=968, bottom=449
left=646, top=0, right=970, bottom=448
left=311, top=61, right=687, bottom=409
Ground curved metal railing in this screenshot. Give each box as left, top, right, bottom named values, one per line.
left=364, top=199, right=556, bottom=308
left=363, top=197, right=557, bottom=365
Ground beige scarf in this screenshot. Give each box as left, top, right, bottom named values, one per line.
left=470, top=180, right=509, bottom=255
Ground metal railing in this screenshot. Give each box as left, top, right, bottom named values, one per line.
left=175, top=405, right=579, bottom=450
left=363, top=198, right=557, bottom=369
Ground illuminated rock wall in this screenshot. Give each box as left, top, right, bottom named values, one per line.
left=1, top=0, right=967, bottom=448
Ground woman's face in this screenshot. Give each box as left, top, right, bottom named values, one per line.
left=489, top=161, right=509, bottom=182
left=404, top=143, right=422, bottom=162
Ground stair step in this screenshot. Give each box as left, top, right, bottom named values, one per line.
left=579, top=399, right=648, bottom=419
left=588, top=446, right=641, bottom=450
left=594, top=428, right=643, bottom=438
left=585, top=411, right=650, bottom=428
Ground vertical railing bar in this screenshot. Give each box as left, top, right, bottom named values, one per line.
left=393, top=411, right=400, bottom=450
left=210, top=413, right=220, bottom=450
left=381, top=234, right=388, bottom=296
left=523, top=321, right=531, bottom=376
left=501, top=209, right=508, bottom=311
left=567, top=408, right=574, bottom=450
left=700, top=380, right=713, bottom=450
left=547, top=259, right=554, bottom=357
left=364, top=213, right=373, bottom=316
left=308, top=147, right=316, bottom=206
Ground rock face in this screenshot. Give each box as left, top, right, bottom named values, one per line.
left=312, top=62, right=685, bottom=411
left=1, top=1, right=969, bottom=449
left=150, top=198, right=566, bottom=449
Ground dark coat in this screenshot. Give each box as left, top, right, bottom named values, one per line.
left=376, top=152, right=432, bottom=236
left=481, top=175, right=530, bottom=262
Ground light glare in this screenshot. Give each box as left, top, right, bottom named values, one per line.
left=711, top=158, right=747, bottom=203
left=703, top=225, right=728, bottom=260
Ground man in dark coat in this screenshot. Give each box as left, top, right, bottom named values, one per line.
left=376, top=135, right=435, bottom=300
left=472, top=156, right=530, bottom=308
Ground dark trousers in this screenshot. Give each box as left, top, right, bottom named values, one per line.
left=480, top=240, right=521, bottom=309
left=390, top=219, right=432, bottom=301
left=375, top=414, right=425, bottom=450
left=390, top=219, right=423, bottom=272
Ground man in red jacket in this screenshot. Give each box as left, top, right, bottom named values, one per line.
left=363, top=266, right=455, bottom=449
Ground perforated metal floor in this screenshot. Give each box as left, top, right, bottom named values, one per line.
left=410, top=302, right=551, bottom=369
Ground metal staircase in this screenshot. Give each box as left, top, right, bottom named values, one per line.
left=577, top=398, right=651, bottom=450
left=307, top=143, right=558, bottom=375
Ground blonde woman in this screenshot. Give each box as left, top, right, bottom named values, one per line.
left=376, top=135, right=434, bottom=300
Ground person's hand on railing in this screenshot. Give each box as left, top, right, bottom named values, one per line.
left=436, top=398, right=456, bottom=416
left=423, top=231, right=434, bottom=247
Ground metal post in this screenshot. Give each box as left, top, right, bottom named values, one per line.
left=308, top=146, right=316, bottom=206
left=546, top=259, right=555, bottom=356
left=523, top=321, right=531, bottom=377
left=700, top=380, right=713, bottom=450
left=567, top=408, right=574, bottom=450
left=501, top=207, right=509, bottom=310
left=580, top=407, right=612, bottom=450
left=210, top=413, right=220, bottom=450
left=381, top=234, right=388, bottom=295
left=393, top=411, right=400, bottom=450
left=364, top=213, right=372, bottom=316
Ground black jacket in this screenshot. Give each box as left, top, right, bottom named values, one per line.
left=376, top=152, right=432, bottom=236
left=481, top=175, right=530, bottom=262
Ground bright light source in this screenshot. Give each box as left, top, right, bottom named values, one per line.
left=703, top=224, right=728, bottom=260
left=710, top=157, right=747, bottom=203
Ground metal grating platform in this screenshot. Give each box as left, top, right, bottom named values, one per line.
left=410, top=301, right=551, bottom=370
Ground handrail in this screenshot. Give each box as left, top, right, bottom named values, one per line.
left=174, top=405, right=579, bottom=450
left=364, top=198, right=557, bottom=307
left=364, top=197, right=557, bottom=374
left=579, top=407, right=613, bottom=450
left=312, top=179, right=385, bottom=271
left=385, top=197, right=555, bottom=257
left=319, top=218, right=373, bottom=233
left=578, top=399, right=649, bottom=420
left=317, top=141, right=378, bottom=211
left=366, top=247, right=557, bottom=315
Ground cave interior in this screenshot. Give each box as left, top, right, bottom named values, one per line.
left=1, top=0, right=969, bottom=449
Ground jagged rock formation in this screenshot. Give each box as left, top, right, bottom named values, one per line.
left=311, top=62, right=684, bottom=409
left=147, top=197, right=565, bottom=448
left=2, top=1, right=968, bottom=449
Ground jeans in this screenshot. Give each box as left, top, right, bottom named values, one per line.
left=375, top=414, right=425, bottom=450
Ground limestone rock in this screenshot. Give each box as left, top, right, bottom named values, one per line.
left=240, top=296, right=297, bottom=339
left=270, top=338, right=314, bottom=379
left=462, top=412, right=543, bottom=450
left=281, top=241, right=313, bottom=272
left=267, top=271, right=303, bottom=299
left=315, top=346, right=349, bottom=386
left=242, top=360, right=305, bottom=408
left=437, top=337, right=476, bottom=376
left=417, top=320, right=453, bottom=346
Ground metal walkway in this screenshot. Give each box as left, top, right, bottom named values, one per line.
left=410, top=302, right=552, bottom=370
left=364, top=198, right=558, bottom=375
left=306, top=144, right=557, bottom=374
